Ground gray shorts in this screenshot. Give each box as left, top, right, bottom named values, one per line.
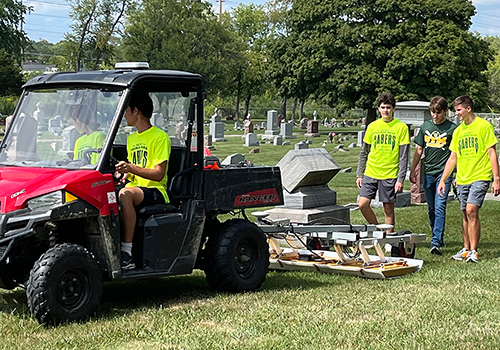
left=359, top=175, right=397, bottom=203
left=457, top=181, right=490, bottom=210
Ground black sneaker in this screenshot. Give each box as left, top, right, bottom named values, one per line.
left=430, top=246, right=442, bottom=255
left=121, top=251, right=135, bottom=270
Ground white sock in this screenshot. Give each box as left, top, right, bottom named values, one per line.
left=121, top=242, right=132, bottom=255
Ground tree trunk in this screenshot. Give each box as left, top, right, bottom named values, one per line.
left=299, top=100, right=305, bottom=119
left=235, top=73, right=242, bottom=121
left=291, top=99, right=298, bottom=121
left=280, top=96, right=287, bottom=122
left=244, top=93, right=252, bottom=119
left=366, top=106, right=377, bottom=126
left=76, top=5, right=97, bottom=71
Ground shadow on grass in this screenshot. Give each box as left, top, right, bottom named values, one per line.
left=0, top=264, right=371, bottom=324
left=0, top=287, right=29, bottom=318
left=95, top=268, right=333, bottom=322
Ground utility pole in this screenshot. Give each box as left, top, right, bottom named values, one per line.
left=218, top=0, right=224, bottom=22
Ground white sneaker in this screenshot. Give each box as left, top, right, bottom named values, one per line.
left=451, top=247, right=469, bottom=261
left=465, top=250, right=478, bottom=263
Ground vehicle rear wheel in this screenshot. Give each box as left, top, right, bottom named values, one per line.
left=390, top=230, right=416, bottom=259
left=204, top=219, right=269, bottom=292
left=26, top=243, right=103, bottom=325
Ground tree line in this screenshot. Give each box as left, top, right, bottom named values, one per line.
left=3, top=0, right=500, bottom=118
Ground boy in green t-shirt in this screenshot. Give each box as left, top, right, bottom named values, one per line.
left=410, top=96, right=457, bottom=255
left=437, top=96, right=500, bottom=263
left=71, top=105, right=106, bottom=164
left=356, top=93, right=410, bottom=240
left=115, top=91, right=171, bottom=270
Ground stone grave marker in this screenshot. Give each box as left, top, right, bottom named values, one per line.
left=304, top=120, right=320, bottom=137
left=262, top=110, right=280, bottom=140
left=265, top=148, right=349, bottom=224
left=221, top=153, right=245, bottom=165
left=273, top=135, right=283, bottom=146
left=280, top=122, right=296, bottom=139
left=244, top=133, right=259, bottom=147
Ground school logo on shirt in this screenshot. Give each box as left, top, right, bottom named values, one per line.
left=372, top=131, right=396, bottom=150
left=457, top=134, right=479, bottom=156
left=424, top=130, right=448, bottom=149
left=130, top=144, right=148, bottom=168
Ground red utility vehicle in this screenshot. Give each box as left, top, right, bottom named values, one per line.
left=0, top=64, right=283, bottom=325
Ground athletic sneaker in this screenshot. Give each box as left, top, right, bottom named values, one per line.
left=466, top=250, right=479, bottom=263
left=430, top=246, right=442, bottom=255
left=451, top=247, right=469, bottom=261
left=121, top=251, right=136, bottom=270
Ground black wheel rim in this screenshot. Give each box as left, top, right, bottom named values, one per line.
left=234, top=239, right=258, bottom=279
left=57, top=269, right=91, bottom=312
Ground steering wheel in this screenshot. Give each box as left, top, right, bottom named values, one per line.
left=82, top=148, right=102, bottom=165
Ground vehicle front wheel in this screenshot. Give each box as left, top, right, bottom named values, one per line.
left=26, top=243, right=103, bottom=325
left=204, top=219, right=269, bottom=292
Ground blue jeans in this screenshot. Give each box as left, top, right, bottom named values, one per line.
left=423, top=173, right=452, bottom=248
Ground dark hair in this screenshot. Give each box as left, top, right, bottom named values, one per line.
left=429, top=96, right=448, bottom=113
left=378, top=92, right=396, bottom=108
left=128, top=91, right=153, bottom=118
left=72, top=104, right=93, bottom=125
left=453, top=95, right=474, bottom=112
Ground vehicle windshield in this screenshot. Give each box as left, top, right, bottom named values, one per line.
left=0, top=87, right=121, bottom=169
left=113, top=91, right=198, bottom=150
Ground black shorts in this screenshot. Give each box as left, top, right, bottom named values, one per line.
left=135, top=187, right=166, bottom=210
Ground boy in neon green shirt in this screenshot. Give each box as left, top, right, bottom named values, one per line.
left=356, top=93, right=410, bottom=238
left=71, top=105, right=106, bottom=164
left=115, top=91, right=171, bottom=270
left=438, top=96, right=500, bottom=263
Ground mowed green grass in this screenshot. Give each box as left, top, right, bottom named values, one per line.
left=1, top=129, right=500, bottom=349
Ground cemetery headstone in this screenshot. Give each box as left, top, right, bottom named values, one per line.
left=280, top=122, right=296, bottom=139
left=244, top=133, right=259, bottom=147
left=295, top=140, right=309, bottom=150
left=221, top=153, right=245, bottom=165
left=273, top=135, right=283, bottom=146
left=262, top=110, right=280, bottom=140
left=299, top=118, right=309, bottom=129
left=210, top=114, right=227, bottom=142
left=264, top=148, right=349, bottom=224
left=304, top=120, right=320, bottom=137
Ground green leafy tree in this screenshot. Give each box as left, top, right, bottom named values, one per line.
left=283, top=0, right=492, bottom=121
left=484, top=36, right=500, bottom=112
left=0, top=49, right=23, bottom=96
left=230, top=4, right=270, bottom=119
left=121, top=0, right=244, bottom=98
left=66, top=0, right=128, bottom=71
left=0, top=0, right=29, bottom=61
left=266, top=0, right=293, bottom=120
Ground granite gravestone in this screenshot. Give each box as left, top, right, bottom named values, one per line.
left=262, top=110, right=280, bottom=140
left=304, top=120, right=320, bottom=137
left=210, top=113, right=227, bottom=142
left=265, top=148, right=349, bottom=224
left=280, top=122, right=296, bottom=139
left=244, top=133, right=259, bottom=147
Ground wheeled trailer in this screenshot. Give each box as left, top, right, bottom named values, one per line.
left=252, top=212, right=426, bottom=279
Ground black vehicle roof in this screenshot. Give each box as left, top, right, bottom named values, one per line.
left=23, top=69, right=203, bottom=89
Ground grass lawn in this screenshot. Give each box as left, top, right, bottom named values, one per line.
left=1, top=129, right=500, bottom=349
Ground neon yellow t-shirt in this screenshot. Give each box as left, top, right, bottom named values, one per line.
left=363, top=118, right=409, bottom=179
left=74, top=131, right=106, bottom=164
left=449, top=117, right=497, bottom=185
left=126, top=126, right=171, bottom=202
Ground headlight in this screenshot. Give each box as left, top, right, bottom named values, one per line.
left=26, top=191, right=77, bottom=212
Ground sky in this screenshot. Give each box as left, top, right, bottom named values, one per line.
left=22, top=0, right=500, bottom=45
